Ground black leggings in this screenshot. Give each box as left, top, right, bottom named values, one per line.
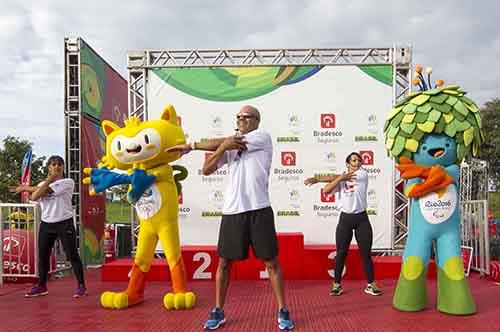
left=38, top=219, right=85, bottom=287
left=334, top=211, right=374, bottom=283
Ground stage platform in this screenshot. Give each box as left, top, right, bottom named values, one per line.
left=101, top=255, right=437, bottom=281
left=0, top=269, right=499, bottom=332
left=101, top=233, right=438, bottom=282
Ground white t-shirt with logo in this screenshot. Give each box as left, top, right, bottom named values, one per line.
left=335, top=168, right=368, bottom=214
left=218, top=129, right=273, bottom=215
left=37, top=178, right=75, bottom=223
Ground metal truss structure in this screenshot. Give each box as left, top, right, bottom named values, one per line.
left=460, top=159, right=489, bottom=201
left=63, top=38, right=83, bottom=256
left=127, top=47, right=413, bottom=251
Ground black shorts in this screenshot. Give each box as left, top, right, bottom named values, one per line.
left=217, top=206, right=278, bottom=260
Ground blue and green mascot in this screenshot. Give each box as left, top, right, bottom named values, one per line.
left=384, top=65, right=484, bottom=315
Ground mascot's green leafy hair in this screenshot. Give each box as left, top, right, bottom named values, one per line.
left=384, top=65, right=484, bottom=163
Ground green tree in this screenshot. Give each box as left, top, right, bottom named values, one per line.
left=0, top=136, right=47, bottom=202
left=478, top=99, right=500, bottom=190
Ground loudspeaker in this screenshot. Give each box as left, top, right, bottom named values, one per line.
left=116, top=224, right=132, bottom=257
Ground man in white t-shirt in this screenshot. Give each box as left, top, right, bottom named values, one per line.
left=10, top=155, right=86, bottom=298
left=170, top=105, right=294, bottom=330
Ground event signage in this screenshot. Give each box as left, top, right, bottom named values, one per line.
left=147, top=65, right=393, bottom=248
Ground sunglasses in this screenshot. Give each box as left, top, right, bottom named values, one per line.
left=236, top=114, right=256, bottom=120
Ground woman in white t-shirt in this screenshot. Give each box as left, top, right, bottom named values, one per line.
left=304, top=152, right=382, bottom=297
left=11, top=155, right=86, bottom=298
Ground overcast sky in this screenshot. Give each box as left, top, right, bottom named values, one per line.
left=1, top=0, right=498, bottom=160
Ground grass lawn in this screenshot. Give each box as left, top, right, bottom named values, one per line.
left=106, top=201, right=131, bottom=224
left=489, top=192, right=500, bottom=219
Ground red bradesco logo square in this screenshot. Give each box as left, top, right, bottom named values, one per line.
left=321, top=188, right=335, bottom=202
left=320, top=114, right=336, bottom=128
left=281, top=152, right=296, bottom=166
left=204, top=152, right=213, bottom=162
left=359, top=150, right=374, bottom=165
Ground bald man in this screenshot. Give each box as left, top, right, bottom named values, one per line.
left=170, top=105, right=294, bottom=330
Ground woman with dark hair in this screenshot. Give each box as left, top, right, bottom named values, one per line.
left=304, top=152, right=382, bottom=296
left=10, top=155, right=86, bottom=298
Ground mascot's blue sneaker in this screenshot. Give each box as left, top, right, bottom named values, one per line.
left=204, top=308, right=226, bottom=330
left=278, top=308, right=295, bottom=330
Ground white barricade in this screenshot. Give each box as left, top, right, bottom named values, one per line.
left=461, top=200, right=489, bottom=276
left=1, top=203, right=39, bottom=285
left=1, top=203, right=72, bottom=285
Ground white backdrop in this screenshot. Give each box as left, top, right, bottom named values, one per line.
left=146, top=66, right=394, bottom=248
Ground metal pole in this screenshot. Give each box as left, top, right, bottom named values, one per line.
left=34, top=204, right=39, bottom=279
left=483, top=200, right=490, bottom=275
left=0, top=205, right=4, bottom=287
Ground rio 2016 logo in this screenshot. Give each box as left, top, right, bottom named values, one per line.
left=281, top=152, right=296, bottom=166
left=320, top=114, right=336, bottom=128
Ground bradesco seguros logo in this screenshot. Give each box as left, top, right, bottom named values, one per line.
left=281, top=152, right=296, bottom=166
left=313, top=187, right=340, bottom=218
left=274, top=151, right=303, bottom=183
left=177, top=192, right=191, bottom=217
left=320, top=188, right=335, bottom=203
left=358, top=150, right=382, bottom=179
left=2, top=231, right=33, bottom=274
left=314, top=114, right=343, bottom=144
left=3, top=236, right=24, bottom=258
left=359, top=150, right=374, bottom=165
left=197, top=152, right=227, bottom=184
left=321, top=114, right=336, bottom=128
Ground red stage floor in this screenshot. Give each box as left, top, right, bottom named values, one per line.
left=1, top=269, right=499, bottom=332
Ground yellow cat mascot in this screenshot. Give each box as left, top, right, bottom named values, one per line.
left=83, top=105, right=195, bottom=310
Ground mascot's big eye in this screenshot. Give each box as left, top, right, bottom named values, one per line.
left=422, top=145, right=427, bottom=151
left=445, top=143, right=450, bottom=148
left=144, top=134, right=150, bottom=144
left=117, top=141, right=122, bottom=151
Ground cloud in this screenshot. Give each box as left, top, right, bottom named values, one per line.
left=1, top=0, right=499, bottom=157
